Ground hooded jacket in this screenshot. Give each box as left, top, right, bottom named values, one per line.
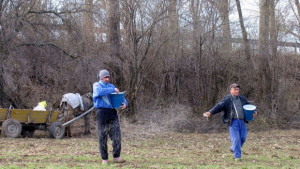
left=93, top=81, right=128, bottom=109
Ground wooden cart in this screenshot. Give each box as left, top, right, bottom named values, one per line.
left=0, top=106, right=65, bottom=139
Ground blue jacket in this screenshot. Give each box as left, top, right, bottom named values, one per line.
left=209, top=94, right=250, bottom=125
left=93, top=81, right=128, bottom=109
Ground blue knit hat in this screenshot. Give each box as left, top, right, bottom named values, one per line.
left=97, top=70, right=110, bottom=79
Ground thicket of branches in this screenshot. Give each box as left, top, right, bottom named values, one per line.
left=0, top=0, right=299, bottom=129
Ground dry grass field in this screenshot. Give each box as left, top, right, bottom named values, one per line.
left=0, top=123, right=299, bottom=169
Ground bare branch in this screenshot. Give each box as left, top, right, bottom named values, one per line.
left=18, top=42, right=80, bottom=60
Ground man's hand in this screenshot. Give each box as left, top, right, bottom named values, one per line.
left=115, top=88, right=120, bottom=93
left=203, top=112, right=211, bottom=117
left=253, top=111, right=258, bottom=118
left=120, top=102, right=127, bottom=110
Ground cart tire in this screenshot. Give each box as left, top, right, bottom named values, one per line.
left=49, top=122, right=65, bottom=139
left=2, top=119, right=22, bottom=138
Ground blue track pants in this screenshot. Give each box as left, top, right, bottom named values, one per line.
left=229, top=119, right=248, bottom=159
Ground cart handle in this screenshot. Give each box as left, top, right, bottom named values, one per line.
left=62, top=107, right=94, bottom=127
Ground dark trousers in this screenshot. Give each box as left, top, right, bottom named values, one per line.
left=229, top=119, right=248, bottom=158
left=96, top=108, right=121, bottom=160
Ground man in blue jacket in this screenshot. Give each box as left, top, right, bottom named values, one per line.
left=203, top=83, right=257, bottom=161
left=93, top=69, right=128, bottom=165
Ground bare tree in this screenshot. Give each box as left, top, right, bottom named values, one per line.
left=217, top=0, right=232, bottom=52
left=0, top=0, right=298, bottom=128
left=269, top=0, right=278, bottom=57
left=258, top=0, right=271, bottom=101
left=191, top=0, right=201, bottom=60
left=0, top=0, right=39, bottom=107
left=286, top=0, right=300, bottom=40
left=83, top=0, right=95, bottom=54
left=106, top=0, right=125, bottom=90
left=121, top=0, right=168, bottom=118
left=235, top=0, right=252, bottom=62
left=208, top=0, right=232, bottom=53
left=107, top=0, right=121, bottom=60
left=0, top=0, right=5, bottom=106
left=0, top=0, right=97, bottom=107
left=163, top=0, right=180, bottom=100
left=294, top=0, right=300, bottom=37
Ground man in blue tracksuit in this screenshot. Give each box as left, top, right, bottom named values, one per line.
left=93, top=69, right=128, bottom=165
left=203, top=83, right=257, bottom=161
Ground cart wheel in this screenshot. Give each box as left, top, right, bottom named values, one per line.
left=49, top=122, right=65, bottom=139
left=2, top=119, right=22, bottom=138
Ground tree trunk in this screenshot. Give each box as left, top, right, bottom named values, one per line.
left=191, top=0, right=200, bottom=60
left=164, top=0, right=180, bottom=100
left=268, top=1, right=279, bottom=108
left=208, top=0, right=232, bottom=54
left=218, top=0, right=232, bottom=52
left=235, top=0, right=252, bottom=62
left=258, top=0, right=271, bottom=101
left=84, top=0, right=94, bottom=53
left=0, top=0, right=4, bottom=106
left=167, top=0, right=178, bottom=32
left=106, top=0, right=124, bottom=90
left=295, top=0, right=300, bottom=24
left=107, top=0, right=121, bottom=60
left=0, top=53, right=3, bottom=106
left=191, top=0, right=204, bottom=106
left=120, top=0, right=140, bottom=120
left=269, top=0, right=277, bottom=58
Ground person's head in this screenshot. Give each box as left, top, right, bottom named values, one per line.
left=98, top=70, right=110, bottom=83
left=229, top=83, right=240, bottom=97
